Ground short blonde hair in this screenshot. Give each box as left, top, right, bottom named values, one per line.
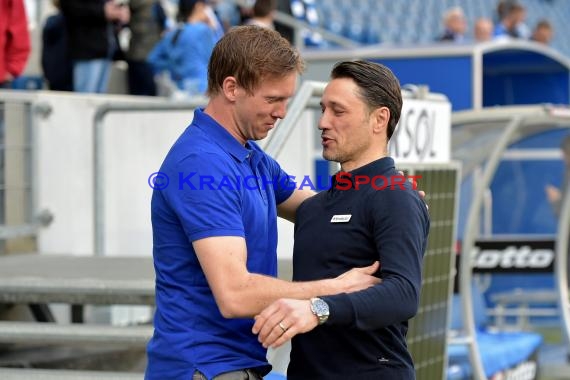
left=207, top=25, right=305, bottom=96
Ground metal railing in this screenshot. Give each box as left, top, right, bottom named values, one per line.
left=92, top=98, right=207, bottom=256
left=0, top=98, right=53, bottom=251
left=456, top=112, right=570, bottom=379
left=263, top=80, right=325, bottom=158
left=556, top=174, right=570, bottom=350
left=272, top=11, right=360, bottom=50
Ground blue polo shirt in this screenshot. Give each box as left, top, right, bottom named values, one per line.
left=146, top=109, right=295, bottom=380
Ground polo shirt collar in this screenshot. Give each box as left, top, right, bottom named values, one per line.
left=193, top=108, right=251, bottom=162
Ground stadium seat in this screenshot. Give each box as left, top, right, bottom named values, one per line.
left=447, top=284, right=543, bottom=379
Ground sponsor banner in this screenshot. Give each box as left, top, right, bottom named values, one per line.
left=472, top=239, right=555, bottom=273
left=388, top=97, right=451, bottom=163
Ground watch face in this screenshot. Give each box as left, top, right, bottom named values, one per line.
left=311, top=298, right=329, bottom=316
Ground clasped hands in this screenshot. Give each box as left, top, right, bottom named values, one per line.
left=252, top=261, right=381, bottom=349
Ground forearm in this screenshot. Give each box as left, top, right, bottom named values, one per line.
left=215, top=261, right=381, bottom=318
left=322, top=276, right=420, bottom=330
left=217, top=272, right=337, bottom=318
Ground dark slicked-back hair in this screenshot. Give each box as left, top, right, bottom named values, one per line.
left=207, top=25, right=305, bottom=96
left=331, top=60, right=402, bottom=140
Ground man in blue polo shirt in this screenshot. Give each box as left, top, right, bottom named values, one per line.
left=253, top=61, right=430, bottom=379
left=146, top=27, right=383, bottom=380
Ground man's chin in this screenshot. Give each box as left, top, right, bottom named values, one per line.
left=322, top=148, right=336, bottom=160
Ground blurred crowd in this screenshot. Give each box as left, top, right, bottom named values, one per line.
left=436, top=0, right=553, bottom=45
left=2, top=0, right=281, bottom=97
left=41, top=0, right=281, bottom=97
left=0, top=0, right=556, bottom=98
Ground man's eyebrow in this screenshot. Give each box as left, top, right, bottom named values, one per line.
left=321, top=100, right=345, bottom=108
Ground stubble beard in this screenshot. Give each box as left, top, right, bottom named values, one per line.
left=322, top=149, right=344, bottom=166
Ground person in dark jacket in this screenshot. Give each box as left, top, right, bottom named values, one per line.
left=126, top=0, right=164, bottom=96
left=60, top=0, right=130, bottom=93
left=253, top=61, right=430, bottom=380
left=41, top=0, right=73, bottom=91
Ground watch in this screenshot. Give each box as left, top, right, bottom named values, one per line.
left=310, top=297, right=330, bottom=325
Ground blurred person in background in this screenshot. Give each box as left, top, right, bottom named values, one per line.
left=531, top=19, right=553, bottom=45
left=204, top=0, right=225, bottom=39
left=126, top=0, right=165, bottom=96
left=147, top=0, right=219, bottom=98
left=545, top=135, right=570, bottom=218
left=474, top=17, right=493, bottom=43
left=437, top=7, right=467, bottom=43
left=244, top=0, right=276, bottom=29
left=273, top=0, right=294, bottom=43
left=545, top=135, right=570, bottom=278
left=41, top=0, right=73, bottom=91
left=235, top=0, right=255, bottom=25
left=0, top=0, right=31, bottom=88
left=494, top=0, right=529, bottom=40
left=496, top=0, right=511, bottom=22
left=60, top=0, right=130, bottom=93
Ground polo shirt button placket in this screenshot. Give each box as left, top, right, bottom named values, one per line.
left=248, top=151, right=267, bottom=202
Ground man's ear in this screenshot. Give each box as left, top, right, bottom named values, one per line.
left=222, top=76, right=239, bottom=101
left=372, top=106, right=390, bottom=135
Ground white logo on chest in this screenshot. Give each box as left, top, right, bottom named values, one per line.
left=330, top=214, right=352, bottom=223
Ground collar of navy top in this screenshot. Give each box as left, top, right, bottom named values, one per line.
left=329, top=156, right=396, bottom=191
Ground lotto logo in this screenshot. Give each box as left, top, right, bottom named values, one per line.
left=472, top=246, right=554, bottom=270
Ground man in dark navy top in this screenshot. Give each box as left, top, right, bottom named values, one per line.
left=253, top=61, right=430, bottom=379
left=146, top=27, right=382, bottom=380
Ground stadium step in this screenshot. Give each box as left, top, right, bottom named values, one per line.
left=0, top=367, right=142, bottom=379
left=0, top=321, right=152, bottom=346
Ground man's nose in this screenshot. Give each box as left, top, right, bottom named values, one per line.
left=318, top=113, right=330, bottom=130
left=272, top=102, right=287, bottom=119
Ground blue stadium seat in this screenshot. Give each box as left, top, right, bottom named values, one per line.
left=324, top=9, right=345, bottom=37
left=448, top=284, right=543, bottom=379
left=343, top=13, right=366, bottom=42
left=363, top=20, right=381, bottom=45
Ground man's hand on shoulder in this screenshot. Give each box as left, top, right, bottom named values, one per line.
left=398, top=170, right=428, bottom=209
left=332, top=261, right=381, bottom=293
